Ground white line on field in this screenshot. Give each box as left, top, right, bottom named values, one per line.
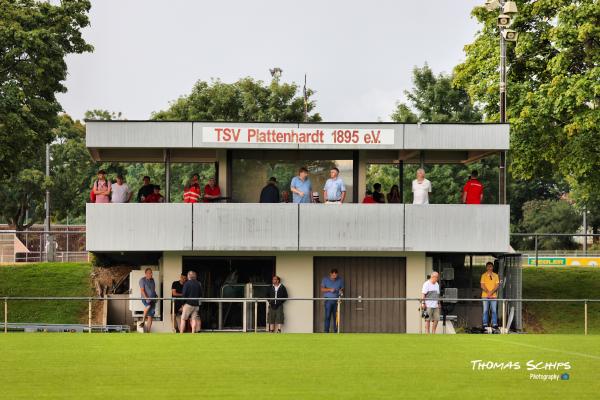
left=483, top=337, right=600, bottom=361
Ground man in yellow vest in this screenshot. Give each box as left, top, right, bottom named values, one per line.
left=480, top=261, right=500, bottom=329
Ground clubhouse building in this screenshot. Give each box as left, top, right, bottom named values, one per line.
left=85, top=121, right=519, bottom=333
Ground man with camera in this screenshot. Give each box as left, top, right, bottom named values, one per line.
left=420, top=271, right=440, bottom=334
left=321, top=268, right=344, bottom=333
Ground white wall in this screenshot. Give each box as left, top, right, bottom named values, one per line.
left=405, top=252, right=427, bottom=333
left=276, top=254, right=314, bottom=333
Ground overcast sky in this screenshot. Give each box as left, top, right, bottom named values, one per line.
left=57, top=0, right=484, bottom=122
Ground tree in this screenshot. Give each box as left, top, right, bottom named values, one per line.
left=454, top=0, right=600, bottom=208
left=0, top=0, right=93, bottom=182
left=0, top=0, right=92, bottom=229
left=521, top=199, right=581, bottom=250
left=152, top=77, right=321, bottom=122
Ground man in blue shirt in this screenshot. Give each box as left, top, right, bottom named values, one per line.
left=321, top=268, right=344, bottom=333
left=323, top=167, right=346, bottom=203
left=290, top=167, right=312, bottom=203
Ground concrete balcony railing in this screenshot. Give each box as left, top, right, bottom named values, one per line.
left=86, top=203, right=510, bottom=253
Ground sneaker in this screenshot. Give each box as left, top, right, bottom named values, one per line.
left=276, top=329, right=282, bottom=333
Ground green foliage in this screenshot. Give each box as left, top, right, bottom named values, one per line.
left=152, top=77, right=321, bottom=122
left=0, top=0, right=92, bottom=182
left=391, top=64, right=482, bottom=123
left=454, top=0, right=600, bottom=207
left=0, top=262, right=92, bottom=324
left=521, top=199, right=581, bottom=250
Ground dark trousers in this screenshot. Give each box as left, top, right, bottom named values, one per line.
left=324, top=300, right=338, bottom=333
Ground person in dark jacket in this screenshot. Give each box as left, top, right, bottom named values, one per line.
left=259, top=177, right=280, bottom=203
left=267, top=275, right=288, bottom=333
left=180, top=270, right=203, bottom=334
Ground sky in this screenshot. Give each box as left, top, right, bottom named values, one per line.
left=58, top=0, right=484, bottom=122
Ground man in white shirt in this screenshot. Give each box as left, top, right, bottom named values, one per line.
left=421, top=271, right=440, bottom=334
left=412, top=168, right=432, bottom=204
left=111, top=174, right=132, bottom=203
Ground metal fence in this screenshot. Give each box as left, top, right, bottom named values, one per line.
left=0, top=229, right=87, bottom=263
left=2, top=296, right=598, bottom=335
left=511, top=233, right=600, bottom=266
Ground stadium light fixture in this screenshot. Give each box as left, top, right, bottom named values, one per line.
left=485, top=0, right=501, bottom=11
left=497, top=14, right=511, bottom=28
left=502, top=29, right=519, bottom=42
left=503, top=1, right=518, bottom=15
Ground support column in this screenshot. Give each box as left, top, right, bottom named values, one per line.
left=405, top=252, right=427, bottom=333
left=164, top=149, right=171, bottom=203
left=357, top=151, right=367, bottom=203
left=499, top=151, right=507, bottom=204
left=276, top=254, right=314, bottom=333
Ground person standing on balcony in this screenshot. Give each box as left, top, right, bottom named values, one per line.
left=290, top=167, right=312, bottom=203
left=267, top=275, right=288, bottom=333
left=139, top=268, right=157, bottom=333
left=323, top=167, right=346, bottom=204
left=362, top=189, right=376, bottom=203
left=111, top=174, right=132, bottom=203
left=260, top=177, right=280, bottom=203
left=387, top=185, right=402, bottom=204
left=136, top=176, right=154, bottom=202
left=462, top=170, right=484, bottom=204
left=420, top=272, right=440, bottom=334
left=412, top=168, right=432, bottom=205
left=321, top=269, right=344, bottom=333
left=144, top=185, right=164, bottom=203
left=183, top=174, right=201, bottom=203
left=180, top=270, right=203, bottom=334
left=480, top=262, right=500, bottom=330
left=92, top=170, right=111, bottom=203
left=203, top=177, right=222, bottom=202
left=373, top=183, right=385, bottom=203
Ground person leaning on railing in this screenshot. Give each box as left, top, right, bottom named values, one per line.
left=203, top=177, right=221, bottom=202
left=183, top=174, right=201, bottom=203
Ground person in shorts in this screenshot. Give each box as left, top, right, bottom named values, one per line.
left=267, top=275, right=288, bottom=333
left=180, top=270, right=202, bottom=334
left=420, top=271, right=440, bottom=334
left=139, top=268, right=157, bottom=333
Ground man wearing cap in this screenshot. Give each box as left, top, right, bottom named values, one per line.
left=137, top=176, right=154, bottom=202
left=260, top=177, right=280, bottom=203
left=323, top=167, right=346, bottom=203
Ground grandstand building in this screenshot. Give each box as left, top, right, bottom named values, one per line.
left=85, top=121, right=519, bottom=333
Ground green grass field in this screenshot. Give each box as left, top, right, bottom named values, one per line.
left=0, top=262, right=92, bottom=324
left=0, top=334, right=598, bottom=399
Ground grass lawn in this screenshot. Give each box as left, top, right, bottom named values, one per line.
left=0, top=333, right=598, bottom=399
left=522, top=267, right=600, bottom=334
left=0, top=262, right=92, bottom=324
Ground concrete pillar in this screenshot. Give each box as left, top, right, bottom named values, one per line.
left=153, top=252, right=182, bottom=333
left=405, top=252, right=427, bottom=333
left=357, top=150, right=367, bottom=203
left=276, top=254, right=314, bottom=333
left=216, top=149, right=228, bottom=197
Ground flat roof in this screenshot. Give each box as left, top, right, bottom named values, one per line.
left=86, top=121, right=509, bottom=162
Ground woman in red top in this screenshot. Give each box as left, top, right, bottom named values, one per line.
left=183, top=174, right=202, bottom=203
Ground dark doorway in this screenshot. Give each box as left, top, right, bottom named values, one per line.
left=313, top=257, right=406, bottom=333
left=182, top=257, right=275, bottom=331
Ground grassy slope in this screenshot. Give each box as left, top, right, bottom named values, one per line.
left=522, top=267, right=600, bottom=334
left=0, top=263, right=92, bottom=324
left=0, top=334, right=598, bottom=400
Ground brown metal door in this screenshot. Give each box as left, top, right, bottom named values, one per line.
left=313, top=257, right=406, bottom=333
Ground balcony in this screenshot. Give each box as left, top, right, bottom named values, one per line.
left=87, top=203, right=510, bottom=253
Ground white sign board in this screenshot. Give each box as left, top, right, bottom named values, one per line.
left=201, top=127, right=395, bottom=146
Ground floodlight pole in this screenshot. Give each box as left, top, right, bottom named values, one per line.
left=45, top=143, right=52, bottom=261
left=498, top=0, right=508, bottom=205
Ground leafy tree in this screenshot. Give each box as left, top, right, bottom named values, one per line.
left=521, top=199, right=581, bottom=250
left=152, top=77, right=321, bottom=122
left=454, top=0, right=600, bottom=208
left=0, top=0, right=92, bottom=182
left=0, top=0, right=92, bottom=228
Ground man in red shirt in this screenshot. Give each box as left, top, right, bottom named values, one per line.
left=144, top=185, right=164, bottom=203
left=362, top=190, right=377, bottom=204
left=462, top=170, right=484, bottom=204
left=203, top=177, right=221, bottom=203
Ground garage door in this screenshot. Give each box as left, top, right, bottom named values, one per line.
left=313, top=257, right=406, bottom=333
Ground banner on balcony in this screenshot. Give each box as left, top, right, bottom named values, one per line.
left=527, top=257, right=600, bottom=267
left=201, top=127, right=395, bottom=146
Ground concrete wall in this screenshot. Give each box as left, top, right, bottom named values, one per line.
left=405, top=252, right=427, bottom=333
left=87, top=203, right=510, bottom=253
left=275, top=254, right=313, bottom=333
